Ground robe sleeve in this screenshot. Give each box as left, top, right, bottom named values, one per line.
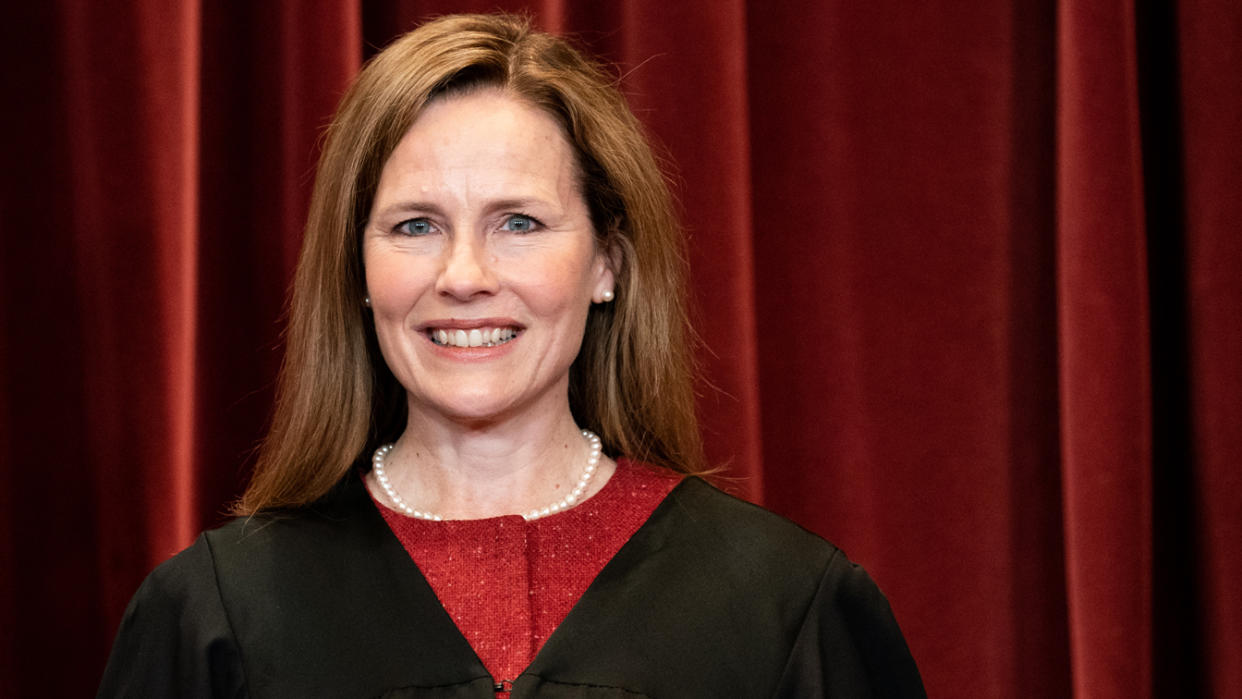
left=97, top=534, right=248, bottom=698
left=773, top=549, right=927, bottom=698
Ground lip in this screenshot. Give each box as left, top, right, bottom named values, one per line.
left=416, top=317, right=525, bottom=332
left=417, top=317, right=524, bottom=360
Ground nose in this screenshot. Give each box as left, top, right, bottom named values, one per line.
left=434, top=234, right=499, bottom=300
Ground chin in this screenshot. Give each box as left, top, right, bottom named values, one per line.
left=404, top=374, right=567, bottom=427
left=416, top=393, right=522, bottom=425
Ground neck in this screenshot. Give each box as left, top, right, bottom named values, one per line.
left=373, top=403, right=614, bottom=520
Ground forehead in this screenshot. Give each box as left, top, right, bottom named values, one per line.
left=375, top=89, right=581, bottom=198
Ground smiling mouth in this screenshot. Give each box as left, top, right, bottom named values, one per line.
left=427, top=327, right=521, bottom=348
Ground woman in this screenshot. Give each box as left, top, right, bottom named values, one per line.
left=99, top=14, right=924, bottom=698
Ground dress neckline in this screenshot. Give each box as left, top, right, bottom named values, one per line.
left=367, top=456, right=649, bottom=524
left=354, top=462, right=696, bottom=693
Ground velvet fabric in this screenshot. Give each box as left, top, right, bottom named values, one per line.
left=1, top=1, right=1239, bottom=697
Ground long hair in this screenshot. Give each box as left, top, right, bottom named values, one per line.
left=236, top=13, right=704, bottom=514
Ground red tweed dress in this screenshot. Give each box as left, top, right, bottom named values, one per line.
left=372, top=458, right=682, bottom=690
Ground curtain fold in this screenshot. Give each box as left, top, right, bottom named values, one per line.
left=1178, top=2, right=1242, bottom=696
left=613, top=0, right=766, bottom=499
left=64, top=0, right=204, bottom=655
left=1056, top=1, right=1153, bottom=695
left=2, top=1, right=1238, bottom=697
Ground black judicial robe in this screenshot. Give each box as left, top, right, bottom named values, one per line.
left=99, top=472, right=926, bottom=698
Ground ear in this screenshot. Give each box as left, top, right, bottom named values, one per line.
left=591, top=238, right=621, bottom=303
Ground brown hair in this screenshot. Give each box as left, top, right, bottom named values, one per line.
left=236, top=13, right=704, bottom=514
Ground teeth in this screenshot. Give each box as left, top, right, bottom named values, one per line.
left=430, top=327, right=519, bottom=348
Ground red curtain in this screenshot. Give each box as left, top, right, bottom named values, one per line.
left=2, top=1, right=1239, bottom=697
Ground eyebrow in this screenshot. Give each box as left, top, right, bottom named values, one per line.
left=373, top=201, right=447, bottom=220
left=374, top=197, right=554, bottom=221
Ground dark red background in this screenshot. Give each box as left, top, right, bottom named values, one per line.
left=2, top=1, right=1239, bottom=697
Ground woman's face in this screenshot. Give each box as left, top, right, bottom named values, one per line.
left=363, top=90, right=614, bottom=427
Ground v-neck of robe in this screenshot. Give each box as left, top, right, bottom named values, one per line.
left=369, top=459, right=681, bottom=691
left=350, top=462, right=698, bottom=696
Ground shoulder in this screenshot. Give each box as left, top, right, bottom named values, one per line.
left=655, top=479, right=926, bottom=696
left=660, top=477, right=841, bottom=578
left=98, top=533, right=248, bottom=697
left=659, top=477, right=909, bottom=627
left=98, top=472, right=374, bottom=692
left=659, top=478, right=903, bottom=599
left=633, top=477, right=876, bottom=644
left=123, top=495, right=363, bottom=601
left=185, top=470, right=388, bottom=583
left=112, top=533, right=231, bottom=632
left=102, top=472, right=471, bottom=697
left=530, top=477, right=924, bottom=696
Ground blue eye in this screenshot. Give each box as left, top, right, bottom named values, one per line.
left=501, top=214, right=538, bottom=232
left=396, top=218, right=435, bottom=236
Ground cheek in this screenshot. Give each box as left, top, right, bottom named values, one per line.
left=520, top=258, right=596, bottom=314
left=365, top=251, right=432, bottom=311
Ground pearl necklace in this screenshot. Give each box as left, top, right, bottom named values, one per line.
left=371, top=430, right=602, bottom=521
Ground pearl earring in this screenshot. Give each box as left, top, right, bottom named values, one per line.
left=601, top=290, right=615, bottom=302
left=363, top=296, right=372, bottom=308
